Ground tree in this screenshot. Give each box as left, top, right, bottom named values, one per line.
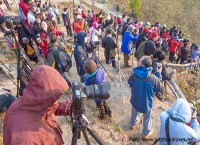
left=129, top=0, right=142, bottom=17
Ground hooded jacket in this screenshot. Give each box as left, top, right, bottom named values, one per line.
left=191, top=49, right=200, bottom=61
left=3, top=65, right=71, bottom=145
left=128, top=66, right=162, bottom=113
left=121, top=31, right=138, bottom=54
left=85, top=68, right=105, bottom=103
left=159, top=98, right=200, bottom=145
left=74, top=32, right=88, bottom=78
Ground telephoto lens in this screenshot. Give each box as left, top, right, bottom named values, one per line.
left=85, top=82, right=111, bottom=100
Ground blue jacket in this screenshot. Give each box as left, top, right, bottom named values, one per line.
left=74, top=32, right=88, bottom=77
left=128, top=66, right=162, bottom=113
left=121, top=32, right=138, bottom=54
left=85, top=68, right=105, bottom=103
left=159, top=98, right=200, bottom=145
left=191, top=49, right=200, bottom=61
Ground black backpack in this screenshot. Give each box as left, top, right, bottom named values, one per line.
left=49, top=47, right=72, bottom=73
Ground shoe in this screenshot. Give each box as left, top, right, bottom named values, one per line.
left=142, top=130, right=154, bottom=140
left=130, top=119, right=140, bottom=129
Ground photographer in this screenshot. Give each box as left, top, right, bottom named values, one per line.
left=47, top=32, right=72, bottom=87
left=159, top=98, right=200, bottom=145
left=84, top=59, right=112, bottom=119
left=3, top=65, right=72, bottom=145
left=62, top=8, right=72, bottom=36
left=135, top=28, right=151, bottom=51
left=102, top=28, right=117, bottom=68
left=191, top=45, right=200, bottom=62
left=88, top=21, right=101, bottom=44
left=121, top=25, right=138, bottom=67
left=74, top=32, right=88, bottom=82
left=15, top=19, right=39, bottom=63
left=128, top=56, right=162, bottom=139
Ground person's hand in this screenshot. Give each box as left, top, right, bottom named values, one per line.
left=80, top=114, right=89, bottom=127
left=156, top=63, right=162, bottom=74
left=192, top=108, right=197, bottom=119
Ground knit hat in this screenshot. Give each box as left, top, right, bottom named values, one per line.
left=143, top=28, right=151, bottom=33
left=76, top=15, right=82, bottom=20
left=84, top=59, right=97, bottom=74
left=127, top=25, right=136, bottom=32
left=93, top=21, right=98, bottom=29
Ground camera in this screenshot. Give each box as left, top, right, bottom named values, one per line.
left=72, top=82, right=111, bottom=116
left=5, top=16, right=22, bottom=29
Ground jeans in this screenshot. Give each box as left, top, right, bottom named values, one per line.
left=130, top=107, right=152, bottom=135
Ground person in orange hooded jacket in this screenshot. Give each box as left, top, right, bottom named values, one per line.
left=3, top=65, right=72, bottom=145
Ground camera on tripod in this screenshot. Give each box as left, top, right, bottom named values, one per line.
left=72, top=81, right=111, bottom=116
left=87, top=41, right=100, bottom=53
left=5, top=16, right=22, bottom=29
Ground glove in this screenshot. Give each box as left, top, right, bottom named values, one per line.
left=156, top=64, right=162, bottom=74
left=192, top=108, right=197, bottom=119
left=80, top=114, right=89, bottom=127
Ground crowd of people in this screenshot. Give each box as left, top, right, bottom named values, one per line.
left=0, top=0, right=200, bottom=144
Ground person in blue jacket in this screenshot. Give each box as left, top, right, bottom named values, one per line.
left=128, top=56, right=162, bottom=139
left=191, top=45, right=200, bottom=62
left=159, top=98, right=200, bottom=145
left=84, top=59, right=112, bottom=120
left=74, top=32, right=88, bottom=82
left=121, top=25, right=138, bottom=67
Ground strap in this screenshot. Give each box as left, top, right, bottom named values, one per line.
left=170, top=115, right=185, bottom=123
left=90, top=28, right=94, bottom=42
left=165, top=117, right=170, bottom=145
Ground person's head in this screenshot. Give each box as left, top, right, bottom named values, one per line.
left=21, top=65, right=69, bottom=111
left=41, top=21, right=48, bottom=31
left=76, top=15, right=82, bottom=21
left=194, top=45, right=199, bottom=51
left=174, top=36, right=179, bottom=41
left=127, top=18, right=131, bottom=24
left=35, top=13, right=44, bottom=24
left=106, top=28, right=112, bottom=34
left=93, top=21, right=98, bottom=29
left=156, top=50, right=166, bottom=61
left=84, top=59, right=97, bottom=74
left=149, top=31, right=158, bottom=41
left=143, top=28, right=151, bottom=36
left=137, top=56, right=152, bottom=67
left=24, top=0, right=31, bottom=4
left=49, top=32, right=57, bottom=44
left=63, top=8, right=68, bottom=12
left=76, top=32, right=87, bottom=45
left=30, top=4, right=37, bottom=13
left=168, top=98, right=192, bottom=123
left=127, top=25, right=136, bottom=33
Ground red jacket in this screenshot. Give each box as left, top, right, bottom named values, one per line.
left=3, top=65, right=71, bottom=145
left=161, top=32, right=170, bottom=42
left=170, top=39, right=179, bottom=53
left=82, top=12, right=87, bottom=19
left=117, top=17, right=122, bottom=25
left=19, top=0, right=30, bottom=25
left=72, top=21, right=84, bottom=33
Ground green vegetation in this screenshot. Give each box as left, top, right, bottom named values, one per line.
left=129, top=0, right=142, bottom=17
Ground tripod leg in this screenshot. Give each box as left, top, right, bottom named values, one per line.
left=87, top=127, right=105, bottom=145
left=82, top=130, right=91, bottom=145
left=71, top=130, right=80, bottom=145
left=119, top=70, right=129, bottom=86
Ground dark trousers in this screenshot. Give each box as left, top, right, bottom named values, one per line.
left=56, top=16, right=60, bottom=24
left=124, top=53, right=130, bottom=66
left=66, top=25, right=72, bottom=36
left=96, top=101, right=112, bottom=119
left=169, top=52, right=175, bottom=62
left=176, top=55, right=181, bottom=64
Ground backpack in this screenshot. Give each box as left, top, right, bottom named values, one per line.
left=18, top=7, right=26, bottom=20
left=135, top=40, right=148, bottom=60
left=49, top=47, right=72, bottom=73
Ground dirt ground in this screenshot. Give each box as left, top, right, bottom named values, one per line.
left=0, top=1, right=179, bottom=145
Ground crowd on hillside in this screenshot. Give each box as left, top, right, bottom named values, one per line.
left=0, top=0, right=200, bottom=145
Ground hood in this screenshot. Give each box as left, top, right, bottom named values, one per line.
left=77, top=32, right=87, bottom=45
left=134, top=66, right=152, bottom=79
left=20, top=65, right=68, bottom=112
left=95, top=68, right=105, bottom=83
left=167, top=98, right=191, bottom=123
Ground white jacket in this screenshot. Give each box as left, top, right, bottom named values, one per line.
left=27, top=11, right=35, bottom=25
left=88, top=26, right=101, bottom=42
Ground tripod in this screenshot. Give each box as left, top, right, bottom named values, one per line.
left=71, top=116, right=105, bottom=145
left=111, top=37, right=129, bottom=114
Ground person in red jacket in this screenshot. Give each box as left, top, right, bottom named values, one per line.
left=38, top=21, right=63, bottom=58
left=19, top=0, right=31, bottom=26
left=3, top=65, right=72, bottom=145
left=81, top=10, right=87, bottom=19
left=169, top=36, right=179, bottom=62
left=72, top=15, right=84, bottom=34
left=161, top=29, right=170, bottom=43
